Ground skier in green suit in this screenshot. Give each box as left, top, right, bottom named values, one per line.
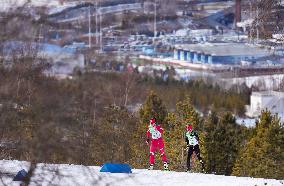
left=185, top=124, right=205, bottom=172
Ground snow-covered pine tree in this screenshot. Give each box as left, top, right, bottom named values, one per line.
left=165, top=96, right=204, bottom=171
left=204, top=112, right=246, bottom=175
left=130, top=91, right=167, bottom=169
left=232, top=110, right=284, bottom=179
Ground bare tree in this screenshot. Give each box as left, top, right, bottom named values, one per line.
left=242, top=0, right=284, bottom=41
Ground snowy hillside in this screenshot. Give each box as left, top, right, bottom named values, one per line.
left=0, top=160, right=283, bottom=186
left=0, top=0, right=77, bottom=14
left=1, top=0, right=61, bottom=7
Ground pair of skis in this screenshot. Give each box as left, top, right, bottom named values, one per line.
left=148, top=164, right=169, bottom=171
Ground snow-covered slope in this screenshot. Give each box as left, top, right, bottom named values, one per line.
left=0, top=160, right=283, bottom=186
left=1, top=0, right=61, bottom=7
left=0, top=0, right=78, bottom=14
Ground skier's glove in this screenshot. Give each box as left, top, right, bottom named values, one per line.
left=146, top=138, right=150, bottom=145
left=185, top=145, right=189, bottom=151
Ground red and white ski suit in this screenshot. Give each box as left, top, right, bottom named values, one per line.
left=146, top=125, right=167, bottom=165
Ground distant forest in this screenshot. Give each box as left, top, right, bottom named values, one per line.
left=2, top=56, right=283, bottom=180
left=0, top=61, right=283, bottom=180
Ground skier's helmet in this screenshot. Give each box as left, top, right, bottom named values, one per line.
left=149, top=117, right=156, bottom=125
left=186, top=124, right=193, bottom=131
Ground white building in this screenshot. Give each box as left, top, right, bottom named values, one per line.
left=246, top=91, right=284, bottom=121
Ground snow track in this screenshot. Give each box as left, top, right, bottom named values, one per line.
left=0, top=160, right=283, bottom=186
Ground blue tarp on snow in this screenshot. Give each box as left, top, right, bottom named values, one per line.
left=13, top=169, right=28, bottom=181
left=100, top=163, right=132, bottom=173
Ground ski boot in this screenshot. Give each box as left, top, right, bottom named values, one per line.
left=200, top=160, right=205, bottom=173
left=148, top=164, right=154, bottom=170
left=163, top=162, right=169, bottom=171
left=186, top=168, right=191, bottom=173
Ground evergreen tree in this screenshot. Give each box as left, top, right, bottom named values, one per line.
left=165, top=96, right=203, bottom=171
left=164, top=113, right=183, bottom=170
left=232, top=110, right=284, bottom=179
left=176, top=96, right=200, bottom=129
left=203, top=110, right=219, bottom=173
left=130, top=91, right=167, bottom=168
left=204, top=112, right=246, bottom=175
left=93, top=105, right=137, bottom=165
left=139, top=91, right=167, bottom=124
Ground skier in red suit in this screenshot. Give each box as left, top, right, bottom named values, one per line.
left=146, top=117, right=169, bottom=170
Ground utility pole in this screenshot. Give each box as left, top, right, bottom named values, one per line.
left=235, top=0, right=241, bottom=28
left=249, top=0, right=253, bottom=43
left=88, top=5, right=92, bottom=48
left=96, top=1, right=98, bottom=45
left=256, top=0, right=259, bottom=44
left=100, top=8, right=103, bottom=52
left=154, top=0, right=157, bottom=40
left=38, top=24, right=43, bottom=42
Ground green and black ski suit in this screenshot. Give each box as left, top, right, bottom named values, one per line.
left=185, top=130, right=205, bottom=171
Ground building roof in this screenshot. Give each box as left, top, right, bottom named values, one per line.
left=251, top=91, right=284, bottom=97
left=175, top=43, right=272, bottom=57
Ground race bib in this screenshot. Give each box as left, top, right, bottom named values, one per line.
left=151, top=130, right=161, bottom=139
left=188, top=136, right=198, bottom=146
left=186, top=132, right=198, bottom=146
